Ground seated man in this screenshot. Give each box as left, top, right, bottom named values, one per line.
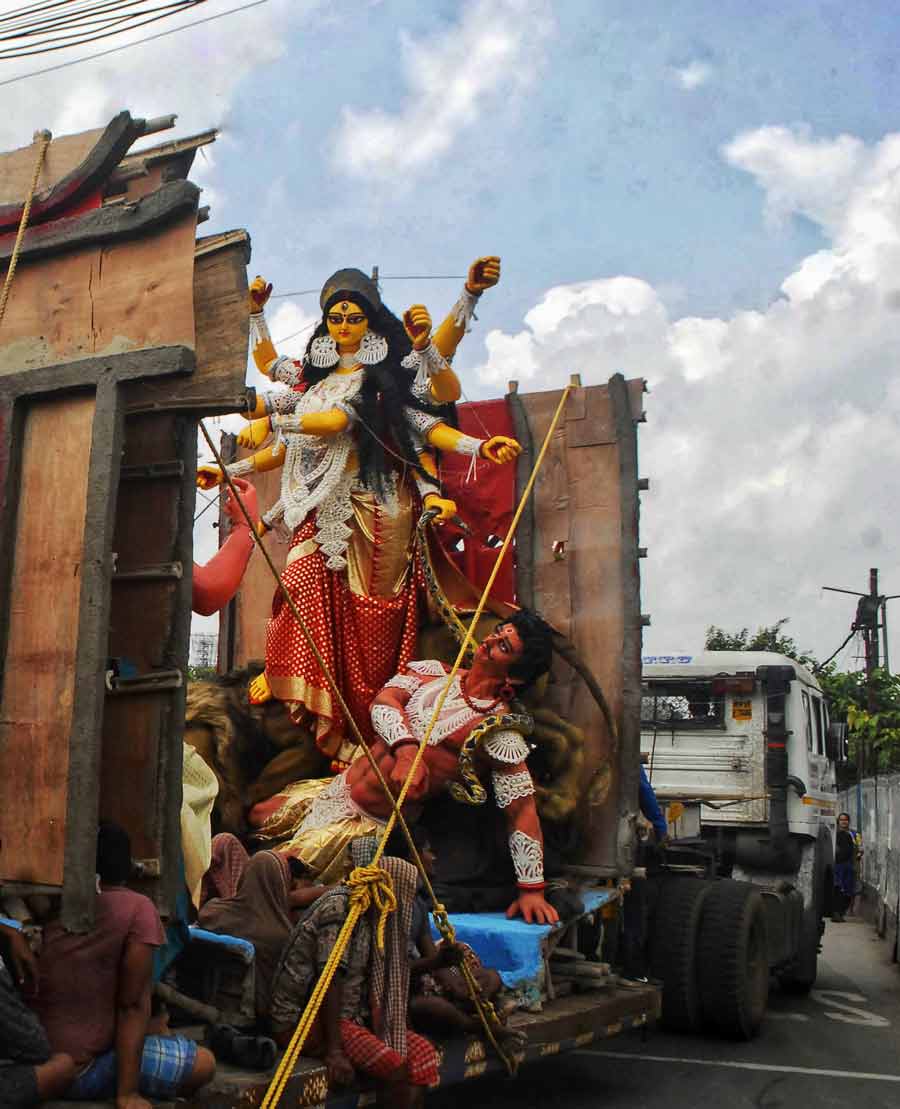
left=399, top=827, right=511, bottom=1039
left=30, top=821, right=216, bottom=1106
left=259, top=610, right=560, bottom=925
left=270, top=839, right=439, bottom=1109
left=0, top=919, right=75, bottom=1108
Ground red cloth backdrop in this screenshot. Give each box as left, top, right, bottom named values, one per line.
left=436, top=398, right=517, bottom=607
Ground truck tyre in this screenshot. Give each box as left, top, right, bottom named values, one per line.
left=648, top=878, right=711, bottom=1032
left=697, top=881, right=769, bottom=1039
left=779, top=905, right=820, bottom=994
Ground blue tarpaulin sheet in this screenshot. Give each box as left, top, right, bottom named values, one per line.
left=189, top=925, right=256, bottom=962
left=430, top=888, right=614, bottom=987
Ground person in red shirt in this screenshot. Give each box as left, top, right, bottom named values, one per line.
left=30, top=822, right=215, bottom=1107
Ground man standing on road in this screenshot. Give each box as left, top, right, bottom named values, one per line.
left=619, top=762, right=668, bottom=986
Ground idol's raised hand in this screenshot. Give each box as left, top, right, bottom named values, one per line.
left=403, top=304, right=433, bottom=351
left=197, top=464, right=224, bottom=490
left=466, top=256, right=501, bottom=294
left=249, top=275, right=273, bottom=314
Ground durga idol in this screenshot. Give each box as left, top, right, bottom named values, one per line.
left=198, top=261, right=520, bottom=764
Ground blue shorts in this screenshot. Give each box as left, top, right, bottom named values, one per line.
left=67, top=1034, right=198, bottom=1100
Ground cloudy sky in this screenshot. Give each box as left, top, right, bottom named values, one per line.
left=5, top=0, right=898, bottom=669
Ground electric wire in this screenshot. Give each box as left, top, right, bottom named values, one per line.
left=0, top=0, right=269, bottom=86
left=0, top=0, right=190, bottom=36
left=270, top=275, right=467, bottom=299
left=814, top=627, right=858, bottom=674
left=0, top=0, right=206, bottom=58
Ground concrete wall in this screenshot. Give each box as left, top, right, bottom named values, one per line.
left=839, top=774, right=900, bottom=955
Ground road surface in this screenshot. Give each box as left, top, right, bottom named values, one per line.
left=431, top=916, right=900, bottom=1108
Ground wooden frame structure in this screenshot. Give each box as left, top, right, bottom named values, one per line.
left=0, top=113, right=251, bottom=930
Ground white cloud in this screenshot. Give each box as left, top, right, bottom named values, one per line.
left=672, top=61, right=713, bottom=90
left=472, top=124, right=900, bottom=662
left=722, top=125, right=869, bottom=232
left=331, top=0, right=554, bottom=181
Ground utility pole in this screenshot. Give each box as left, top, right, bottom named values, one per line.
left=823, top=567, right=891, bottom=699
left=859, top=568, right=880, bottom=712
left=822, top=568, right=893, bottom=775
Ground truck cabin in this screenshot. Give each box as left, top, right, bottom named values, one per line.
left=640, top=652, right=838, bottom=841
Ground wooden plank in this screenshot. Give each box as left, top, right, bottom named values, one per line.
left=0, top=179, right=199, bottom=268
left=0, top=127, right=105, bottom=203
left=100, top=411, right=197, bottom=911
left=0, top=394, right=95, bottom=886
left=123, top=233, right=251, bottom=413
left=520, top=380, right=645, bottom=872
left=523, top=389, right=573, bottom=639
left=0, top=112, right=143, bottom=229
left=100, top=696, right=164, bottom=863
left=0, top=209, right=198, bottom=375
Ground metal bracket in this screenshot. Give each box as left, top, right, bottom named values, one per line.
left=105, top=669, right=183, bottom=695
left=120, top=461, right=185, bottom=481
left=113, top=562, right=183, bottom=582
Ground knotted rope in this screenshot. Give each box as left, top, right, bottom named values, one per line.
left=0, top=129, right=51, bottom=332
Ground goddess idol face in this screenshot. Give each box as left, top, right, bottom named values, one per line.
left=326, top=300, right=368, bottom=353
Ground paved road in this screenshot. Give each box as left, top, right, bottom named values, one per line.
left=431, top=916, right=900, bottom=1108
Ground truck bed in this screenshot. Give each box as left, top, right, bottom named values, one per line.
left=45, top=985, right=659, bottom=1108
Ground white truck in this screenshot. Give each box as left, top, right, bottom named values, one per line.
left=637, top=651, right=838, bottom=1038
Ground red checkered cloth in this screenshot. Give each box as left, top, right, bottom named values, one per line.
left=339, top=1020, right=439, bottom=1087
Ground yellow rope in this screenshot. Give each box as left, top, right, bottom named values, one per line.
left=202, top=383, right=573, bottom=1103
left=0, top=129, right=51, bottom=332
left=261, top=864, right=396, bottom=1109
left=257, top=384, right=573, bottom=1103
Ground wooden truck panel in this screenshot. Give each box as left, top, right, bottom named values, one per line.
left=0, top=116, right=250, bottom=928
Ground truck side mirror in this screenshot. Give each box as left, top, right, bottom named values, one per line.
left=826, top=721, right=848, bottom=762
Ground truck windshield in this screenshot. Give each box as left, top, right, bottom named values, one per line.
left=641, top=682, right=725, bottom=728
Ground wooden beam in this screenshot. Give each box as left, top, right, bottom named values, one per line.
left=0, top=111, right=144, bottom=231
left=0, top=347, right=195, bottom=401
left=0, top=179, right=199, bottom=267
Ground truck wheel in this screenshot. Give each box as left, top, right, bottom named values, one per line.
left=697, top=881, right=769, bottom=1039
left=779, top=906, right=820, bottom=994
left=649, top=878, right=711, bottom=1032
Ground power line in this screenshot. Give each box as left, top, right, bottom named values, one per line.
left=0, top=0, right=269, bottom=87
left=0, top=2, right=208, bottom=60
left=814, top=628, right=857, bottom=673
left=0, top=0, right=216, bottom=57
left=269, top=275, right=467, bottom=300
left=0, top=0, right=188, bottom=35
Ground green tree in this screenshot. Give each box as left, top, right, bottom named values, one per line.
left=704, top=617, right=818, bottom=670
left=704, top=619, right=900, bottom=773
left=817, top=666, right=900, bottom=773
left=187, top=664, right=217, bottom=683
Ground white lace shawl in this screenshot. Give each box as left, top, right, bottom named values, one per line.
left=262, top=371, right=365, bottom=567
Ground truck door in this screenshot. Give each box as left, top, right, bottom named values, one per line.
left=791, top=687, right=833, bottom=830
